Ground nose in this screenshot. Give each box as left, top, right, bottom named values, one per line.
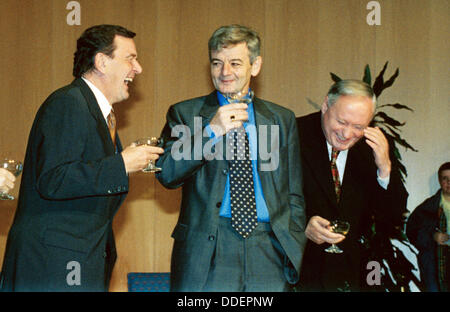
left=341, top=127, right=361, bottom=140
left=221, top=62, right=232, bottom=76
left=133, top=59, right=143, bottom=74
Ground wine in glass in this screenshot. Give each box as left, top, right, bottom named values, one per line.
left=225, top=90, right=254, bottom=104
left=134, top=137, right=162, bottom=173
left=0, top=159, right=23, bottom=200
left=325, top=220, right=350, bottom=254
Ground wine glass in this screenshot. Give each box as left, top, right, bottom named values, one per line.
left=225, top=90, right=254, bottom=104
left=325, top=220, right=350, bottom=254
left=0, top=159, right=23, bottom=200
left=133, top=137, right=162, bottom=173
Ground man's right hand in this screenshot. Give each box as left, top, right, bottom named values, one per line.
left=121, top=144, right=164, bottom=173
left=434, top=232, right=450, bottom=246
left=305, top=215, right=346, bottom=245
left=209, top=103, right=249, bottom=137
left=0, top=168, right=16, bottom=193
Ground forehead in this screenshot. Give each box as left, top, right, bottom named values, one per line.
left=329, top=95, right=374, bottom=125
left=440, top=169, right=450, bottom=177
left=210, top=42, right=250, bottom=60
left=113, top=35, right=137, bottom=55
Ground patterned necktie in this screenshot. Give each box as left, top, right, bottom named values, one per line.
left=229, top=126, right=257, bottom=238
left=331, top=148, right=341, bottom=202
left=107, top=110, right=116, bottom=146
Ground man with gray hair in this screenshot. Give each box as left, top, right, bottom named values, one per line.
left=296, top=79, right=408, bottom=291
left=157, top=24, right=306, bottom=291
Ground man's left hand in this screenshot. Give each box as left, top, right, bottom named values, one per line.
left=363, top=126, right=391, bottom=178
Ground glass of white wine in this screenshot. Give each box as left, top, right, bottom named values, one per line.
left=133, top=137, right=162, bottom=173
left=325, top=220, right=350, bottom=254
left=0, top=159, right=23, bottom=200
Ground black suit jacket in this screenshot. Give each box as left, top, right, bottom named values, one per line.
left=0, top=78, right=129, bottom=291
left=296, top=112, right=407, bottom=291
left=157, top=91, right=307, bottom=291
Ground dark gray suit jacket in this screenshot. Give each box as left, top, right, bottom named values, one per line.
left=0, top=78, right=129, bottom=291
left=157, top=91, right=306, bottom=291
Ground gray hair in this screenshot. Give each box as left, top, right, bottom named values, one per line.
left=327, top=79, right=377, bottom=113
left=208, top=24, right=261, bottom=64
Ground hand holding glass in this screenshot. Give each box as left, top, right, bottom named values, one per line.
left=324, top=220, right=350, bottom=254
left=133, top=137, right=162, bottom=173
left=0, top=159, right=23, bottom=200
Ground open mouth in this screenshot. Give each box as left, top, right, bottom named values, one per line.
left=124, top=77, right=133, bottom=85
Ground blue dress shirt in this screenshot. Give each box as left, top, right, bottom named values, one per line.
left=205, top=91, right=270, bottom=222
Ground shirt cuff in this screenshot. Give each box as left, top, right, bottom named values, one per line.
left=377, top=170, right=390, bottom=190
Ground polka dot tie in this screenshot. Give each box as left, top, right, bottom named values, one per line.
left=229, top=126, right=257, bottom=239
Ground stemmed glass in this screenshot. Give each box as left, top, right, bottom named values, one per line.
left=0, top=159, right=23, bottom=200
left=325, top=220, right=350, bottom=254
left=225, top=90, right=254, bottom=104
left=133, top=137, right=162, bottom=173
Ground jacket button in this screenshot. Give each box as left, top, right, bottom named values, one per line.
left=103, top=251, right=107, bottom=258
left=216, top=202, right=221, bottom=208
left=208, top=235, right=215, bottom=241
left=222, top=169, right=228, bottom=175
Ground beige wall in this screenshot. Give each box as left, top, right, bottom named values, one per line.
left=0, top=0, right=448, bottom=291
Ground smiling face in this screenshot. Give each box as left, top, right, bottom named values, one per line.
left=101, top=35, right=142, bottom=104
left=321, top=95, right=374, bottom=151
left=210, top=42, right=261, bottom=96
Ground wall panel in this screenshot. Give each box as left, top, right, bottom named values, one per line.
left=0, top=0, right=448, bottom=292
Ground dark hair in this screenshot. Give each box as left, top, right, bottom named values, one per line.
left=438, top=162, right=450, bottom=178
left=73, top=24, right=136, bottom=78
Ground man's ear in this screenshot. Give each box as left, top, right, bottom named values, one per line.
left=321, top=97, right=329, bottom=114
left=93, top=52, right=108, bottom=74
left=251, top=56, right=262, bottom=77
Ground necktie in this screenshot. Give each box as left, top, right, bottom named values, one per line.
left=229, top=126, right=257, bottom=238
left=107, top=110, right=116, bottom=146
left=331, top=148, right=341, bottom=202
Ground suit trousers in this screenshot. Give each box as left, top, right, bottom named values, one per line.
left=203, top=217, right=289, bottom=291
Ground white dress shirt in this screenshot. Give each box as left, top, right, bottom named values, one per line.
left=82, top=77, right=112, bottom=123
left=326, top=141, right=389, bottom=190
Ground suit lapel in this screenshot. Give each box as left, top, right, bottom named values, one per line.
left=302, top=113, right=340, bottom=211
left=72, top=78, right=116, bottom=155
left=253, top=98, right=279, bottom=214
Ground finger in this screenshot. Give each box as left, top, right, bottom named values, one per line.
left=146, top=146, right=165, bottom=154
left=222, top=103, right=248, bottom=111
left=229, top=111, right=248, bottom=122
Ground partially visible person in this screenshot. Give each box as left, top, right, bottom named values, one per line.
left=407, top=162, right=450, bottom=292
left=0, top=168, right=16, bottom=195
left=296, top=79, right=408, bottom=291
left=0, top=24, right=163, bottom=291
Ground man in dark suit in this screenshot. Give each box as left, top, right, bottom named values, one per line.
left=157, top=25, right=306, bottom=291
left=0, top=25, right=163, bottom=291
left=296, top=79, right=408, bottom=291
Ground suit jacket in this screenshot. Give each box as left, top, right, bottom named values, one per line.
left=0, top=78, right=129, bottom=291
left=296, top=112, right=408, bottom=291
left=406, top=190, right=443, bottom=291
left=156, top=91, right=306, bottom=291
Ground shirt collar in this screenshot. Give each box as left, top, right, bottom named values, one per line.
left=326, top=141, right=348, bottom=159
left=82, top=77, right=112, bottom=121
